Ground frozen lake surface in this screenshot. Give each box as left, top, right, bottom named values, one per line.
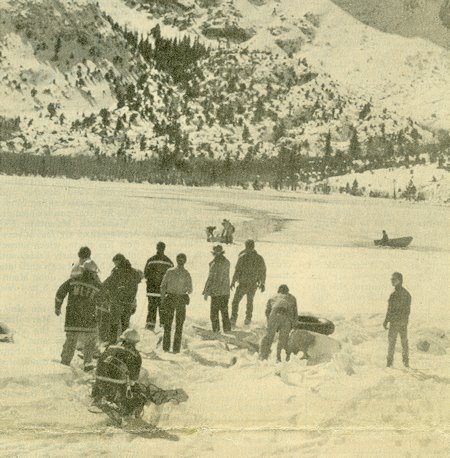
left=0, top=175, right=449, bottom=457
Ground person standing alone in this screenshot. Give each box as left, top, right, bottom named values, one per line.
left=383, top=272, right=411, bottom=368
left=160, top=254, right=192, bottom=353
left=203, top=245, right=232, bottom=333
left=230, top=239, right=266, bottom=326
left=143, top=242, right=174, bottom=331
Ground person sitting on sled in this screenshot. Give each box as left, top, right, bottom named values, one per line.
left=91, top=329, right=188, bottom=423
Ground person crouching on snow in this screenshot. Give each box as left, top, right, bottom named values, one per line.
left=55, top=268, right=102, bottom=371
left=259, top=285, right=298, bottom=362
left=91, top=329, right=188, bottom=423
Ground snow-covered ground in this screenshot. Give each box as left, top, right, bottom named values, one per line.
left=326, top=164, right=450, bottom=202
left=0, top=175, right=449, bottom=457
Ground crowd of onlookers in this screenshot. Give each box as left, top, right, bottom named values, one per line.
left=54, top=238, right=267, bottom=370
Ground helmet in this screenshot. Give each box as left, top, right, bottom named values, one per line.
left=120, top=328, right=140, bottom=344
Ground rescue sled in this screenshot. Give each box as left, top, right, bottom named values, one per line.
left=293, top=314, right=335, bottom=336
left=374, top=236, right=413, bottom=248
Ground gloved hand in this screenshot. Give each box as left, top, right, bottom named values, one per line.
left=55, top=308, right=61, bottom=316
left=383, top=321, right=388, bottom=330
left=203, top=294, right=208, bottom=301
left=259, top=284, right=265, bottom=293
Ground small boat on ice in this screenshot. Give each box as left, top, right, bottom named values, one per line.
left=374, top=236, right=413, bottom=248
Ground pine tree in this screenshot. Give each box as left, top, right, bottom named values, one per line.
left=349, top=128, right=361, bottom=160
left=242, top=124, right=251, bottom=142
left=272, top=120, right=286, bottom=143
left=324, top=131, right=332, bottom=158
left=115, top=117, right=124, bottom=132
left=253, top=98, right=265, bottom=123
left=53, top=36, right=62, bottom=61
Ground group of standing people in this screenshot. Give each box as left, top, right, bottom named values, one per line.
left=54, top=242, right=412, bottom=372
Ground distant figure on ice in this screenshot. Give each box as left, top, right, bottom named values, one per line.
left=203, top=245, right=232, bottom=333
left=91, top=329, right=188, bottom=423
left=383, top=272, right=411, bottom=368
left=221, top=219, right=235, bottom=244
left=206, top=226, right=217, bottom=242
left=55, top=268, right=101, bottom=371
left=160, top=253, right=192, bottom=353
left=381, top=230, right=389, bottom=244
left=260, top=285, right=298, bottom=362
left=143, top=242, right=173, bottom=331
left=230, top=239, right=266, bottom=326
left=70, top=246, right=100, bottom=282
left=0, top=321, right=14, bottom=343
left=101, top=254, right=143, bottom=345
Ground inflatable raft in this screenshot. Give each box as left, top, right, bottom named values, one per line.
left=293, top=314, right=335, bottom=335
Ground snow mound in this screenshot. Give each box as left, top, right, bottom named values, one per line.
left=415, top=327, right=450, bottom=355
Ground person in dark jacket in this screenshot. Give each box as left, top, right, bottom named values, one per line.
left=203, top=245, right=231, bottom=333
left=101, top=254, right=143, bottom=345
left=160, top=253, right=192, bottom=353
left=91, top=329, right=188, bottom=423
left=143, top=242, right=174, bottom=331
left=230, top=239, right=266, bottom=326
left=259, top=285, right=298, bottom=362
left=383, top=272, right=411, bottom=368
left=55, top=269, right=101, bottom=371
left=221, top=219, right=235, bottom=244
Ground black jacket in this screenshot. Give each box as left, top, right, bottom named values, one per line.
left=55, top=272, right=101, bottom=333
left=96, top=342, right=142, bottom=384
left=232, top=249, right=266, bottom=287
left=144, top=253, right=174, bottom=296
left=102, top=263, right=142, bottom=316
left=384, top=285, right=411, bottom=326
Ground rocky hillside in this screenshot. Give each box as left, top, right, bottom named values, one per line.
left=0, top=0, right=446, bottom=166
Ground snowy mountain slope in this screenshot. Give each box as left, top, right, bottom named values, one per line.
left=0, top=0, right=437, bottom=162
left=330, top=0, right=450, bottom=49
left=123, top=0, right=450, bottom=130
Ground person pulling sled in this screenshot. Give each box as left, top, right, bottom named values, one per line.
left=91, top=329, right=188, bottom=425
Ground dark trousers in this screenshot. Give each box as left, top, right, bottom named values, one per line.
left=146, top=295, right=161, bottom=329
left=107, top=306, right=132, bottom=345
left=259, top=313, right=291, bottom=361
left=210, top=296, right=231, bottom=333
left=231, top=283, right=258, bottom=323
left=162, top=295, right=186, bottom=353
left=387, top=323, right=409, bottom=367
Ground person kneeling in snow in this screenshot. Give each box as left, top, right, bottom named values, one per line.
left=259, top=285, right=298, bottom=362
left=55, top=269, right=102, bottom=371
left=91, top=329, right=188, bottom=423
